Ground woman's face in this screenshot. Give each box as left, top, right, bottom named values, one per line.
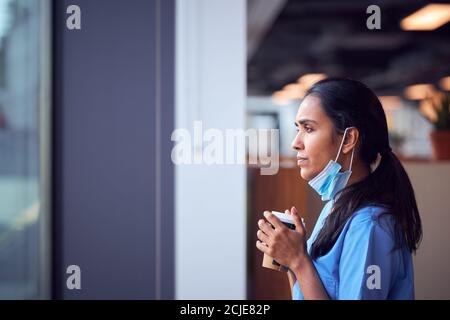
left=291, top=95, right=342, bottom=181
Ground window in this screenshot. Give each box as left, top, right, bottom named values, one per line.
left=0, top=0, right=51, bottom=299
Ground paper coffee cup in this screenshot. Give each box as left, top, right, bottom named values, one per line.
left=261, top=211, right=304, bottom=272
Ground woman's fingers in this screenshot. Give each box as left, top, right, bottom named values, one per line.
left=257, top=229, right=270, bottom=245
left=263, top=211, right=285, bottom=230
left=258, top=218, right=275, bottom=236
left=256, top=240, right=269, bottom=254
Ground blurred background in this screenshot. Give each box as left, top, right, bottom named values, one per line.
left=0, top=0, right=449, bottom=299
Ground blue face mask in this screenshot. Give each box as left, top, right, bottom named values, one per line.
left=308, top=127, right=355, bottom=201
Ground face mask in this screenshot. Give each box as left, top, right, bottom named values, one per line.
left=308, top=127, right=355, bottom=201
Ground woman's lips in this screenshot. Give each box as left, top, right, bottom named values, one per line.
left=297, top=157, right=308, bottom=167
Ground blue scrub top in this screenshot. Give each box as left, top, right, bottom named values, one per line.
left=292, top=200, right=415, bottom=300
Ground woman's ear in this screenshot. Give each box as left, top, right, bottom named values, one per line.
left=342, top=127, right=359, bottom=154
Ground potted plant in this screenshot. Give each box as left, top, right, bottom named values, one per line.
left=426, top=92, right=450, bottom=160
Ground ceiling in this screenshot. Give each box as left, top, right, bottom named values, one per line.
left=247, top=0, right=450, bottom=96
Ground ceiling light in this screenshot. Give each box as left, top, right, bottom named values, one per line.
left=401, top=4, right=450, bottom=31
left=272, top=90, right=292, bottom=105
left=439, top=76, right=450, bottom=91
left=379, top=96, right=402, bottom=110
left=404, top=84, right=435, bottom=100
left=282, top=83, right=306, bottom=99
left=297, top=73, right=327, bottom=90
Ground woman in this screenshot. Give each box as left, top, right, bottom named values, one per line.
left=256, top=78, right=422, bottom=300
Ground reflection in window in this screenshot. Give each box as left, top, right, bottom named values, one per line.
left=0, top=0, right=49, bottom=299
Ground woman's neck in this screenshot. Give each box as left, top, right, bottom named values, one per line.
left=347, top=159, right=370, bottom=187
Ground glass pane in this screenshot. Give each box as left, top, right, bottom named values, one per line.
left=0, top=0, right=48, bottom=299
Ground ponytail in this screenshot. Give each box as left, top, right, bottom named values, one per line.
left=372, top=151, right=422, bottom=252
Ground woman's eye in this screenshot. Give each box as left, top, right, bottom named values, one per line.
left=295, top=126, right=313, bottom=133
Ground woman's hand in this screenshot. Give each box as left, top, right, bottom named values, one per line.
left=256, top=206, right=308, bottom=271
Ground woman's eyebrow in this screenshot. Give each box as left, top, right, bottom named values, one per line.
left=295, top=119, right=318, bottom=126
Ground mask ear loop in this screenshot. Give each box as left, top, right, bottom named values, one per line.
left=335, top=127, right=355, bottom=171
left=348, top=147, right=355, bottom=171
left=334, top=127, right=351, bottom=162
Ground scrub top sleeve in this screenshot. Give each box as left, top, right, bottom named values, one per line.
left=338, top=213, right=397, bottom=300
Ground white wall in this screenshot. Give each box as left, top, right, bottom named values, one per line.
left=404, top=162, right=450, bottom=299
left=175, top=0, right=247, bottom=299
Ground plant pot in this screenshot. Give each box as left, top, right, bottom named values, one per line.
left=430, top=130, right=450, bottom=160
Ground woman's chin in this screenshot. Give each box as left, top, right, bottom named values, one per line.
left=299, top=168, right=317, bottom=181
left=299, top=169, right=311, bottom=181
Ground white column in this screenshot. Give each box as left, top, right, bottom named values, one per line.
left=175, top=0, right=247, bottom=299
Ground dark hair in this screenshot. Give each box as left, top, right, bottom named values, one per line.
left=306, top=78, right=422, bottom=260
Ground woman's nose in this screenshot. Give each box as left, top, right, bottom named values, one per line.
left=291, top=132, right=304, bottom=151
